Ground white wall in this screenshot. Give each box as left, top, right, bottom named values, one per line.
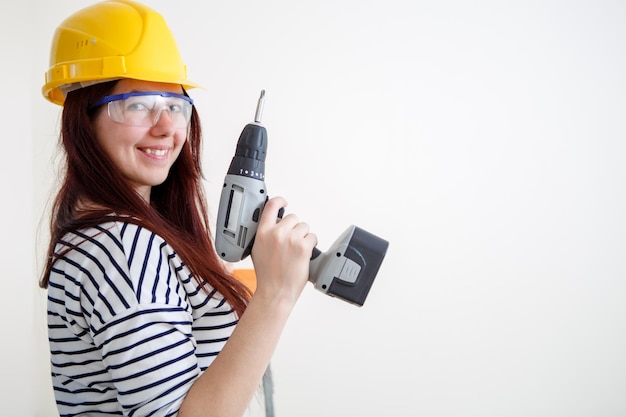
left=4, top=0, right=625, bottom=415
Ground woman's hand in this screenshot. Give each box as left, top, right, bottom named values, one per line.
left=250, top=196, right=317, bottom=304
left=181, top=197, right=317, bottom=417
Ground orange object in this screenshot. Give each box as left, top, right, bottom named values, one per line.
left=232, top=269, right=257, bottom=293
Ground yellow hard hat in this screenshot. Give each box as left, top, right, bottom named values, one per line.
left=42, top=0, right=201, bottom=106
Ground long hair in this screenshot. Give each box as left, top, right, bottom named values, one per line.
left=40, top=80, right=251, bottom=317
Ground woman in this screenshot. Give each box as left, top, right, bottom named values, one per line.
left=40, top=1, right=316, bottom=416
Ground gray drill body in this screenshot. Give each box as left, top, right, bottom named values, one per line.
left=216, top=173, right=267, bottom=262
left=214, top=90, right=389, bottom=307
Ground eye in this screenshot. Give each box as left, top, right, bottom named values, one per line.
left=167, top=103, right=183, bottom=113
left=124, top=98, right=151, bottom=112
left=164, top=98, right=187, bottom=114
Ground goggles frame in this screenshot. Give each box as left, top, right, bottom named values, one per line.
left=90, top=91, right=194, bottom=129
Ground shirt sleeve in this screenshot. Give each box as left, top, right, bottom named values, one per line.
left=69, top=222, right=205, bottom=416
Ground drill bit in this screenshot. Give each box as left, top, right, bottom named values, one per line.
left=254, top=89, right=265, bottom=123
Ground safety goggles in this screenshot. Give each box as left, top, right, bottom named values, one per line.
left=90, top=91, right=194, bottom=129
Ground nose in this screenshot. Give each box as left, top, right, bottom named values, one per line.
left=151, top=107, right=176, bottom=133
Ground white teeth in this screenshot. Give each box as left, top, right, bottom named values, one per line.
left=145, top=149, right=168, bottom=156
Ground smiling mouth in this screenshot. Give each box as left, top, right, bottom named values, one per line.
left=143, top=148, right=169, bottom=156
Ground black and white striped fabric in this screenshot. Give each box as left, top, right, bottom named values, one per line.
left=46, top=221, right=238, bottom=416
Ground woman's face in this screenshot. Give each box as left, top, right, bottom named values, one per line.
left=93, top=79, right=190, bottom=201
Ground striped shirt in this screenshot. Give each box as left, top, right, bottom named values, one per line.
left=46, top=221, right=238, bottom=416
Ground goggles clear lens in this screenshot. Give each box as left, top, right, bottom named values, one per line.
left=91, top=92, right=194, bottom=129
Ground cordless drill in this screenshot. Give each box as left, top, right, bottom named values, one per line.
left=215, top=90, right=389, bottom=306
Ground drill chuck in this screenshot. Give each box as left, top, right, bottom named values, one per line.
left=228, top=123, right=267, bottom=179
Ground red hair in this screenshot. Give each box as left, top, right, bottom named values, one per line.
left=40, top=81, right=251, bottom=317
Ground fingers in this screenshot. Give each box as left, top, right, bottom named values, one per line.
left=251, top=196, right=318, bottom=302
left=296, top=223, right=318, bottom=256
left=257, top=196, right=317, bottom=254
left=292, top=221, right=317, bottom=246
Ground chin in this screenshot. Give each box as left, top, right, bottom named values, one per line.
left=148, top=172, right=171, bottom=186
left=150, top=178, right=169, bottom=187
